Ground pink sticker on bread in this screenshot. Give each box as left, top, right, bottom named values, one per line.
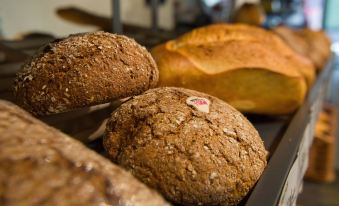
left=186, top=96, right=210, bottom=113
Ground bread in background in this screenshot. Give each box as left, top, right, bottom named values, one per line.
left=273, top=26, right=309, bottom=60
left=233, top=3, right=266, bottom=26
left=152, top=24, right=315, bottom=115
left=299, top=28, right=331, bottom=70
left=273, top=26, right=331, bottom=70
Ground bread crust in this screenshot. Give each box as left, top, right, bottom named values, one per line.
left=104, top=87, right=268, bottom=206
left=0, top=100, right=169, bottom=206
left=161, top=23, right=315, bottom=85
left=14, top=31, right=159, bottom=115
left=299, top=28, right=331, bottom=70
left=273, top=26, right=331, bottom=70
left=152, top=24, right=314, bottom=115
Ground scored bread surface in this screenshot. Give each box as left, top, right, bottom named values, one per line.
left=104, top=87, right=268, bottom=206
left=151, top=24, right=314, bottom=115
left=171, top=23, right=315, bottom=85
left=14, top=31, right=159, bottom=115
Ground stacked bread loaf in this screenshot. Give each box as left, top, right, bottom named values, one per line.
left=273, top=26, right=331, bottom=71
left=9, top=31, right=269, bottom=205
left=152, top=23, right=316, bottom=115
left=14, top=31, right=159, bottom=115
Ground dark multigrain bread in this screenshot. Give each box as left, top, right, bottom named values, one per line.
left=103, top=87, right=268, bottom=206
left=13, top=31, right=159, bottom=115
left=0, top=100, right=169, bottom=206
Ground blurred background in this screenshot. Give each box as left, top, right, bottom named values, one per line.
left=0, top=0, right=338, bottom=36
left=1, top=0, right=339, bottom=56
left=0, top=0, right=338, bottom=48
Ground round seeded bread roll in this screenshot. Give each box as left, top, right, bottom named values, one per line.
left=104, top=87, right=268, bottom=206
left=14, top=31, right=158, bottom=115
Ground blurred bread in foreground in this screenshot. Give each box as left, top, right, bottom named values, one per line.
left=0, top=100, right=169, bottom=206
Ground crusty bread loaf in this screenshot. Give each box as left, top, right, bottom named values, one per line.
left=233, top=3, right=266, bottom=26
left=152, top=24, right=315, bottom=115
left=170, top=23, right=315, bottom=87
left=273, top=26, right=331, bottom=70
left=299, top=28, right=331, bottom=70
left=273, top=26, right=310, bottom=60
left=104, top=87, right=268, bottom=206
left=0, top=100, right=169, bottom=206
left=14, top=31, right=159, bottom=116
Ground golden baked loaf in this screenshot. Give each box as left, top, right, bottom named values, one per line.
left=104, top=87, right=268, bottom=206
left=299, top=28, right=331, bottom=70
left=273, top=26, right=309, bottom=59
left=14, top=31, right=158, bottom=116
left=0, top=100, right=169, bottom=206
left=273, top=26, right=331, bottom=70
left=152, top=24, right=315, bottom=115
left=233, top=3, right=266, bottom=26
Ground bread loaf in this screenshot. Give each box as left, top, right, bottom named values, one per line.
left=104, top=87, right=268, bottom=206
left=273, top=26, right=331, bottom=70
left=299, top=28, right=331, bottom=70
left=14, top=31, right=158, bottom=115
left=0, top=100, right=169, bottom=206
left=233, top=3, right=266, bottom=26
left=273, top=26, right=310, bottom=60
left=152, top=24, right=316, bottom=115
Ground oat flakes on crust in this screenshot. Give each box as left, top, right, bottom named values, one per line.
left=14, top=31, right=158, bottom=115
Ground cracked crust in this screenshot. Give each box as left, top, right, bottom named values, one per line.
left=103, top=87, right=268, bottom=206
left=13, top=31, right=159, bottom=116
left=0, top=100, right=169, bottom=206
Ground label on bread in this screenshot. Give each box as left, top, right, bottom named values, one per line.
left=186, top=96, right=210, bottom=113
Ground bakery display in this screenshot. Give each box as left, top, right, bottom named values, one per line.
left=0, top=0, right=335, bottom=203
left=14, top=31, right=159, bottom=116
left=0, top=100, right=169, bottom=206
left=273, top=26, right=331, bottom=70
left=151, top=24, right=315, bottom=115
left=104, top=87, right=268, bottom=206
